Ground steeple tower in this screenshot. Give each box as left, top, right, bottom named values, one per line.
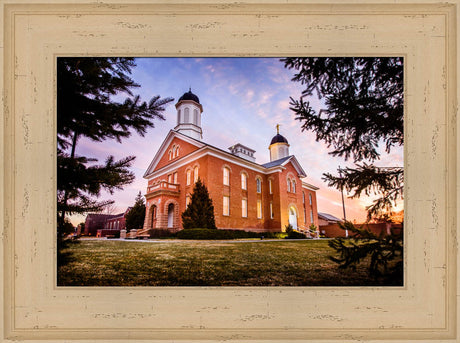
left=268, top=124, right=290, bottom=161
left=174, top=89, right=203, bottom=140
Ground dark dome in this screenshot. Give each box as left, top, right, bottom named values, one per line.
left=178, top=89, right=200, bottom=104
left=270, top=134, right=289, bottom=145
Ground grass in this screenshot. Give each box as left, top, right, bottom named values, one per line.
left=57, top=239, right=400, bottom=286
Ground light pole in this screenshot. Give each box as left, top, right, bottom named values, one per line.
left=339, top=166, right=348, bottom=237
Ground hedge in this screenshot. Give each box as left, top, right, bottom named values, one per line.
left=176, top=228, right=286, bottom=240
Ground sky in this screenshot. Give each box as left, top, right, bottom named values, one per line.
left=70, top=57, right=404, bottom=226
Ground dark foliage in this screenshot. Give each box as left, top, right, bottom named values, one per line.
left=282, top=57, right=403, bottom=219
left=181, top=178, right=217, bottom=230
left=284, top=224, right=307, bottom=239
left=328, top=221, right=403, bottom=285
left=125, top=191, right=146, bottom=232
left=57, top=57, right=173, bottom=229
left=176, top=228, right=279, bottom=240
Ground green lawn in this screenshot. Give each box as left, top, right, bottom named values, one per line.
left=57, top=239, right=398, bottom=286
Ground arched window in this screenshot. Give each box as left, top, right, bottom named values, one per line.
left=302, top=191, right=306, bottom=203
left=287, top=178, right=291, bottom=192
left=184, top=108, right=190, bottom=122
left=256, top=178, right=262, bottom=193
left=186, top=169, right=191, bottom=185
left=309, top=193, right=313, bottom=205
left=268, top=179, right=272, bottom=194
left=223, top=167, right=230, bottom=186
left=177, top=109, right=181, bottom=125
left=175, top=145, right=180, bottom=158
left=172, top=145, right=176, bottom=158
left=241, top=173, right=247, bottom=190
left=193, top=109, right=198, bottom=125
left=292, top=180, right=296, bottom=193
left=168, top=150, right=172, bottom=160
left=193, top=166, right=199, bottom=183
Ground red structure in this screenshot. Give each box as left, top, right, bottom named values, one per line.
left=142, top=90, right=319, bottom=234
left=84, top=208, right=131, bottom=237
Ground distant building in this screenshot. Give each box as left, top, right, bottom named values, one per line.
left=140, top=90, right=320, bottom=234
left=84, top=208, right=131, bottom=237
left=84, top=213, right=112, bottom=236
left=318, top=212, right=343, bottom=226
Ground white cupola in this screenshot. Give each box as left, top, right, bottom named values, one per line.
left=268, top=124, right=290, bottom=161
left=174, top=88, right=203, bottom=140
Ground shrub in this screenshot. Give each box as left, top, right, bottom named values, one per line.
left=176, top=228, right=283, bottom=240
left=286, top=230, right=307, bottom=239
left=328, top=221, right=403, bottom=285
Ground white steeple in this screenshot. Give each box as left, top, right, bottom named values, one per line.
left=174, top=88, right=203, bottom=140
left=268, top=124, right=290, bottom=161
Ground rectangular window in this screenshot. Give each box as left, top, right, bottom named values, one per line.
left=310, top=209, right=314, bottom=223
left=223, top=167, right=230, bottom=185
left=168, top=174, right=173, bottom=183
left=173, top=172, right=178, bottom=184
left=309, top=193, right=313, bottom=205
left=223, top=196, right=230, bottom=216
left=186, top=196, right=191, bottom=207
left=269, top=179, right=272, bottom=194
left=256, top=179, right=261, bottom=193
left=270, top=202, right=274, bottom=219
left=241, top=173, right=247, bottom=190
left=242, top=199, right=247, bottom=217
left=257, top=200, right=262, bottom=219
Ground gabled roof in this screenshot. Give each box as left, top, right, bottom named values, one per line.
left=144, top=131, right=311, bottom=182
left=260, top=156, right=291, bottom=168
left=261, top=155, right=307, bottom=178
left=318, top=212, right=342, bottom=222
left=143, top=130, right=205, bottom=177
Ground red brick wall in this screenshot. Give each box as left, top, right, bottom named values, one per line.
left=320, top=223, right=402, bottom=238
left=144, top=151, right=319, bottom=233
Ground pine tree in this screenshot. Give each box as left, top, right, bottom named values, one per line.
left=125, top=191, right=146, bottom=232
left=282, top=57, right=403, bottom=219
left=181, top=178, right=217, bottom=230
left=57, top=57, right=173, bottom=233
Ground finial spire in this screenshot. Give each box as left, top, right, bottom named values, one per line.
left=276, top=123, right=280, bottom=134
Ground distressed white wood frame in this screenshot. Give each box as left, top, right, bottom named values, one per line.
left=0, top=1, right=458, bottom=342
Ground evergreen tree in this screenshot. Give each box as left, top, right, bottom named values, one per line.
left=282, top=57, right=403, bottom=219
left=181, top=178, right=217, bottom=229
left=125, top=191, right=146, bottom=232
left=57, top=57, right=173, bottom=232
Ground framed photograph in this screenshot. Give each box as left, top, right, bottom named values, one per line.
left=1, top=1, right=457, bottom=342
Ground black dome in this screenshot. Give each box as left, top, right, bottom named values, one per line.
left=270, top=134, right=289, bottom=145
left=178, top=89, right=200, bottom=104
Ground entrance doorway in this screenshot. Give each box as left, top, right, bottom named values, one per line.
left=167, top=203, right=174, bottom=228
left=288, top=207, right=297, bottom=230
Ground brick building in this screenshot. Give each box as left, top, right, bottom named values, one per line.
left=84, top=208, right=130, bottom=237
left=141, top=90, right=319, bottom=234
